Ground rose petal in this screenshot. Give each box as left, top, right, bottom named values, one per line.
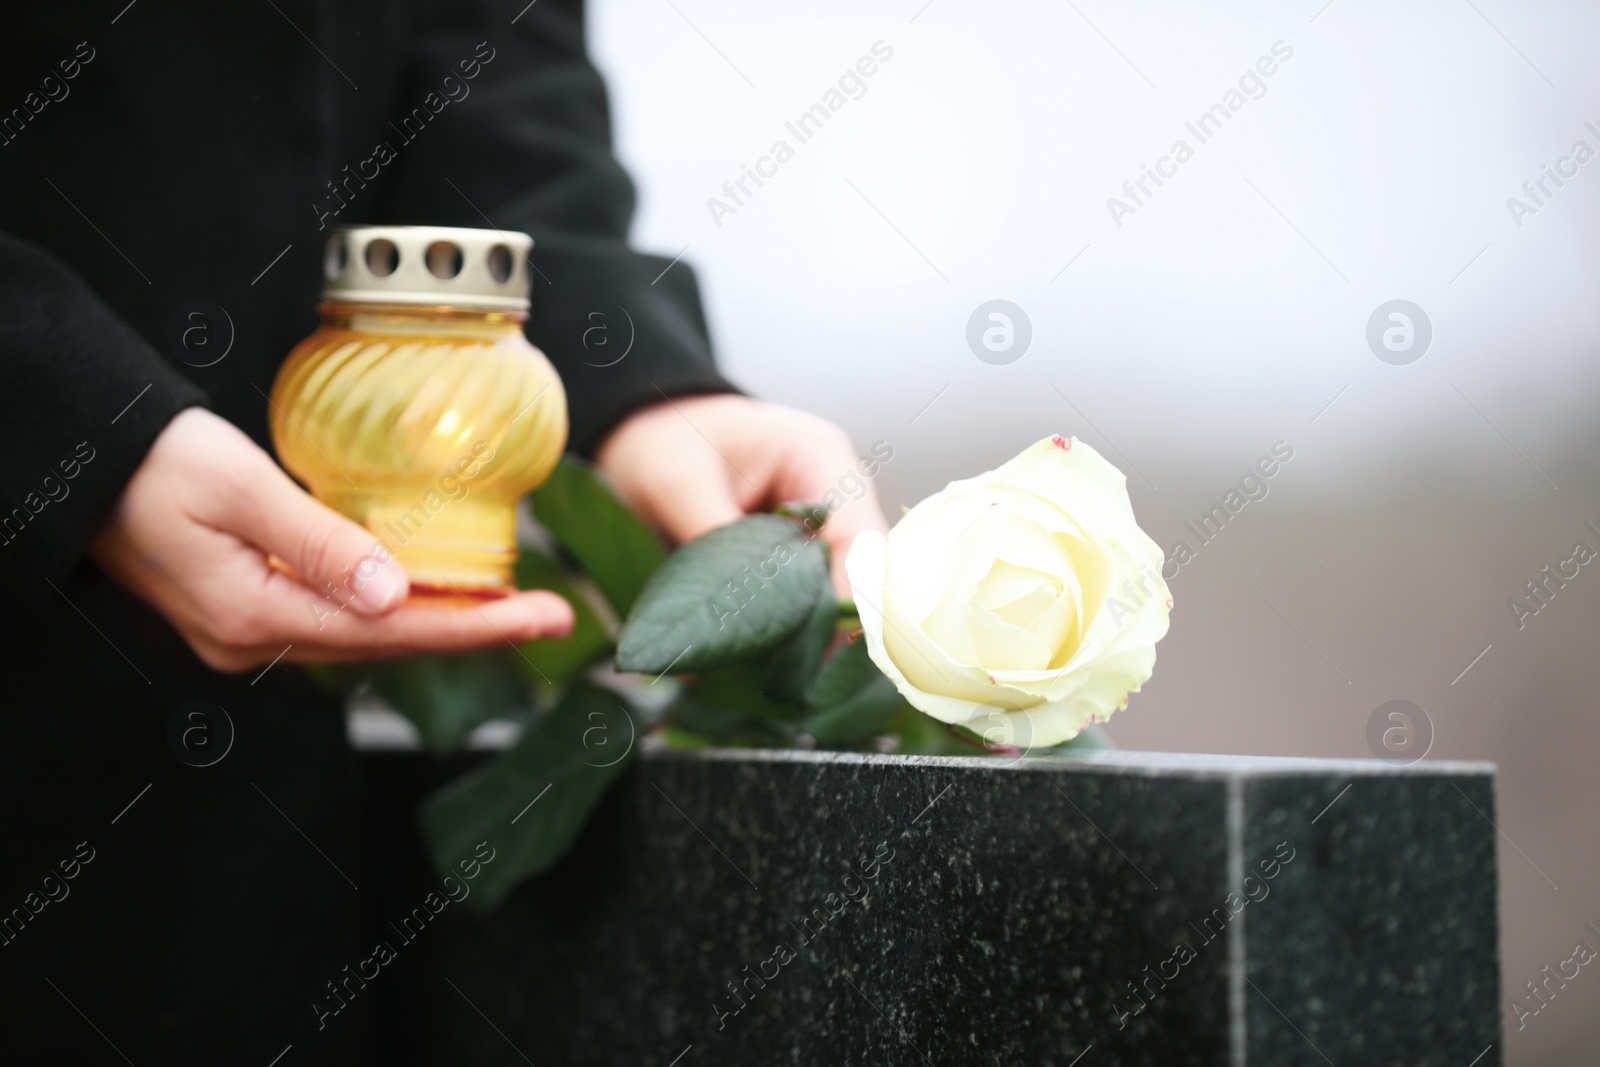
left=988, top=645, right=1159, bottom=747
left=850, top=530, right=1013, bottom=723
left=849, top=438, right=1171, bottom=744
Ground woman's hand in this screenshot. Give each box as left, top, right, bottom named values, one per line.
left=596, top=395, right=888, bottom=594
left=91, top=408, right=573, bottom=672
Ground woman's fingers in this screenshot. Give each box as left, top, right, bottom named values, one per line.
left=93, top=409, right=578, bottom=673
left=219, top=434, right=410, bottom=615
left=294, top=589, right=575, bottom=661
left=196, top=576, right=575, bottom=670
left=596, top=396, right=891, bottom=597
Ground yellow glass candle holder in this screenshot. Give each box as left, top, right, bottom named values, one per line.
left=268, top=225, right=567, bottom=595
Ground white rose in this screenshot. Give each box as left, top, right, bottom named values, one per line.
left=846, top=436, right=1171, bottom=748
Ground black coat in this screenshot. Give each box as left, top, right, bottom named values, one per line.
left=0, top=3, right=731, bottom=1063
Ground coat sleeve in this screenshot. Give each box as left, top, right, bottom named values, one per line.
left=385, top=0, right=739, bottom=459
left=0, top=232, right=205, bottom=600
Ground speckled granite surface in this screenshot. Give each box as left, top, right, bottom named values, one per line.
left=359, top=748, right=1500, bottom=1066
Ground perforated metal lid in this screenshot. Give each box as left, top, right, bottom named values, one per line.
left=321, top=224, right=533, bottom=311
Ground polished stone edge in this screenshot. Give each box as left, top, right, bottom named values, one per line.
left=347, top=705, right=1495, bottom=779
left=643, top=744, right=1495, bottom=779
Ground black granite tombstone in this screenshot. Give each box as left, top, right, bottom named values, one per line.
left=359, top=746, right=1500, bottom=1066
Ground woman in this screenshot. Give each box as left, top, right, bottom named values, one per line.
left=0, top=2, right=881, bottom=1062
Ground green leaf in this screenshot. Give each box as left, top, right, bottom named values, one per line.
left=418, top=681, right=637, bottom=910
left=802, top=638, right=906, bottom=747
left=671, top=663, right=799, bottom=743
left=894, top=708, right=980, bottom=756
left=299, top=661, right=359, bottom=694
left=672, top=700, right=792, bottom=744
left=761, top=568, right=839, bottom=705
left=369, top=650, right=530, bottom=754
left=774, top=499, right=830, bottom=533
left=688, top=663, right=798, bottom=722
left=616, top=514, right=828, bottom=675
left=657, top=724, right=717, bottom=749
left=529, top=458, right=666, bottom=618
left=512, top=545, right=613, bottom=688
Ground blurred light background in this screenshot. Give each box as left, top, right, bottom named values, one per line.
left=591, top=0, right=1600, bottom=1059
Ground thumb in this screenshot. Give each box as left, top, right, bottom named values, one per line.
left=639, top=468, right=746, bottom=546
left=234, top=459, right=409, bottom=614
left=819, top=505, right=886, bottom=598
left=652, top=483, right=745, bottom=547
